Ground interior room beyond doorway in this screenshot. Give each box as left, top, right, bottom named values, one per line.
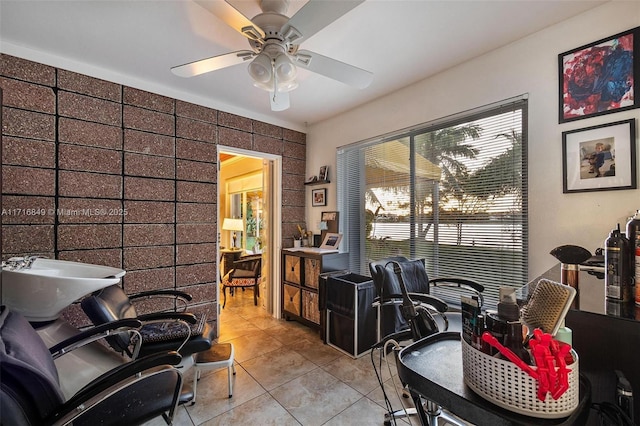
left=219, top=149, right=279, bottom=324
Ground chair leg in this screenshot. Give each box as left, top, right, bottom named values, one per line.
left=223, top=285, right=227, bottom=308
left=228, top=364, right=234, bottom=398
left=191, top=368, right=200, bottom=406
left=253, top=284, right=258, bottom=306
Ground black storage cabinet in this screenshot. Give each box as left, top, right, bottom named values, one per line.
left=326, top=273, right=376, bottom=358
left=319, top=270, right=349, bottom=343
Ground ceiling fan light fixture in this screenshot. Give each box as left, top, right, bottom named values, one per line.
left=248, top=53, right=273, bottom=84
left=278, top=80, right=298, bottom=93
left=274, top=53, right=297, bottom=83
left=253, top=80, right=275, bottom=92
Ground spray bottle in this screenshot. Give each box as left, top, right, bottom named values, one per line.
left=605, top=224, right=632, bottom=302
left=626, top=210, right=640, bottom=305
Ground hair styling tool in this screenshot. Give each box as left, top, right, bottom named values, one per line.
left=521, top=279, right=576, bottom=335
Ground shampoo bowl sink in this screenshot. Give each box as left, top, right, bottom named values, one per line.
left=1, top=258, right=125, bottom=322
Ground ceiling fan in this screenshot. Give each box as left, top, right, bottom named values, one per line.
left=171, top=0, right=373, bottom=111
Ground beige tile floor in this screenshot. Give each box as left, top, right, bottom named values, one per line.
left=146, top=288, right=423, bottom=426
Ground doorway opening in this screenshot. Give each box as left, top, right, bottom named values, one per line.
left=218, top=146, right=282, bottom=328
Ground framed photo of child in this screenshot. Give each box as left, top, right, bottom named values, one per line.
left=318, top=165, right=329, bottom=181
left=562, top=119, right=636, bottom=193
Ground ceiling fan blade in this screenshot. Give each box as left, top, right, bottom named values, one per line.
left=270, top=90, right=290, bottom=112
left=194, top=0, right=265, bottom=41
left=282, top=0, right=364, bottom=43
left=171, top=50, right=254, bottom=78
left=294, top=50, right=373, bottom=89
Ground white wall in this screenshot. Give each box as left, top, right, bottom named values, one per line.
left=305, top=1, right=640, bottom=279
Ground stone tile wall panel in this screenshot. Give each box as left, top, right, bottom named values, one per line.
left=58, top=91, right=121, bottom=126
left=124, top=152, right=175, bottom=179
left=57, top=224, right=122, bottom=250
left=218, top=126, right=251, bottom=150
left=2, top=108, right=55, bottom=140
left=2, top=137, right=56, bottom=168
left=177, top=181, right=216, bottom=203
left=177, top=116, right=217, bottom=143
left=176, top=100, right=217, bottom=123
left=57, top=69, right=121, bottom=101
left=284, top=140, right=305, bottom=160
left=58, top=171, right=122, bottom=199
left=176, top=138, right=217, bottom=163
left=124, top=245, right=175, bottom=270
left=0, top=77, right=55, bottom=113
left=59, top=144, right=122, bottom=174
left=58, top=248, right=122, bottom=268
left=2, top=224, right=54, bottom=254
left=123, top=87, right=174, bottom=114
left=3, top=166, right=55, bottom=195
left=176, top=223, right=217, bottom=244
left=176, top=263, right=216, bottom=286
left=124, top=129, right=175, bottom=157
left=0, top=195, right=55, bottom=224
left=124, top=177, right=175, bottom=201
left=253, top=120, right=282, bottom=138
left=123, top=267, right=175, bottom=293
left=0, top=54, right=55, bottom=86
left=124, top=224, right=175, bottom=247
left=253, top=134, right=282, bottom=156
left=123, top=105, right=174, bottom=135
left=219, top=111, right=251, bottom=132
left=124, top=200, right=175, bottom=224
left=57, top=198, right=124, bottom=224
left=176, top=159, right=216, bottom=183
left=59, top=117, right=122, bottom=149
left=177, top=203, right=216, bottom=223
left=176, top=243, right=217, bottom=265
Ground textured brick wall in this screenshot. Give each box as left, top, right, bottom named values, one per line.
left=0, top=54, right=306, bottom=331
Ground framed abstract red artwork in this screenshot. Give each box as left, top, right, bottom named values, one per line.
left=559, top=27, right=639, bottom=123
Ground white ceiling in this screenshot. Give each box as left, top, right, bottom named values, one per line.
left=1, top=0, right=607, bottom=132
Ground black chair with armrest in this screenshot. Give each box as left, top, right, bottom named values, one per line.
left=80, top=285, right=213, bottom=359
left=369, top=258, right=484, bottom=425
left=369, top=256, right=484, bottom=340
left=221, top=254, right=262, bottom=308
left=0, top=305, right=183, bottom=426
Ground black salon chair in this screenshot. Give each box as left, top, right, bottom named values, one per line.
left=81, top=285, right=214, bottom=359
left=0, top=306, right=183, bottom=425
left=369, top=258, right=484, bottom=425
left=369, top=256, right=484, bottom=340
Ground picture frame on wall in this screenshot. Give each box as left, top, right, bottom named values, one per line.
left=562, top=118, right=636, bottom=193
left=321, top=211, right=337, bottom=221
left=558, top=26, right=639, bottom=123
left=318, top=165, right=329, bottom=181
left=312, top=188, right=327, bottom=206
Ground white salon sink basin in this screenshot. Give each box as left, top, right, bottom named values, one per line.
left=1, top=258, right=125, bottom=322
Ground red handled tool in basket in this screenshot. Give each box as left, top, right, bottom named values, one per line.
left=481, top=332, right=538, bottom=380
left=483, top=330, right=573, bottom=401
left=528, top=329, right=572, bottom=401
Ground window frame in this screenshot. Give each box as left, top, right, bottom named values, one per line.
left=337, top=97, right=528, bottom=309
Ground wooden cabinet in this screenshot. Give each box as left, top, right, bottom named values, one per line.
left=281, top=249, right=348, bottom=329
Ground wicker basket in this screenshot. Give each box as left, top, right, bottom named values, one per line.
left=461, top=339, right=579, bottom=419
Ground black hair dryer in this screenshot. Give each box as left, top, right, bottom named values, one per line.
left=550, top=245, right=592, bottom=309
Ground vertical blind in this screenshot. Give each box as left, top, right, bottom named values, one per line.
left=337, top=97, right=528, bottom=308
